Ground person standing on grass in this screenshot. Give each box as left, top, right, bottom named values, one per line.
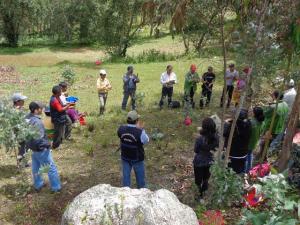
left=184, top=64, right=200, bottom=108
left=12, top=93, right=28, bottom=165
left=223, top=109, right=251, bottom=174
left=50, top=85, right=74, bottom=149
left=200, top=66, right=216, bottom=109
left=26, top=102, right=61, bottom=192
left=97, top=69, right=112, bottom=115
left=193, top=117, right=219, bottom=199
left=245, top=106, right=265, bottom=173
left=159, top=65, right=177, bottom=109
left=117, top=111, right=150, bottom=188
left=122, top=66, right=140, bottom=110
left=220, top=63, right=239, bottom=108
left=59, top=82, right=72, bottom=140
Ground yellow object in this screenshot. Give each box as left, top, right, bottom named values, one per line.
left=97, top=78, right=112, bottom=93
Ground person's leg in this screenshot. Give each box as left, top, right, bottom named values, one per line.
left=38, top=149, right=61, bottom=191
left=65, top=115, right=72, bottom=140
left=103, top=93, right=108, bottom=112
left=190, top=88, right=195, bottom=108
left=133, top=160, right=146, bottom=188
left=201, top=166, right=211, bottom=195
left=206, top=89, right=212, bottom=106
left=17, top=142, right=26, bottom=162
left=131, top=91, right=137, bottom=110
left=269, top=133, right=284, bottom=155
left=200, top=87, right=206, bottom=108
left=122, top=92, right=129, bottom=110
left=31, top=152, right=44, bottom=190
left=245, top=152, right=253, bottom=173
left=167, top=87, right=173, bottom=106
left=99, top=93, right=105, bottom=115
left=227, top=85, right=234, bottom=107
left=220, top=87, right=226, bottom=107
left=159, top=87, right=167, bottom=108
left=194, top=166, right=203, bottom=196
left=52, top=123, right=64, bottom=149
left=229, top=158, right=246, bottom=174
left=122, top=159, right=132, bottom=187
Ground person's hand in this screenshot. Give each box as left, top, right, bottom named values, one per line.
left=137, top=121, right=145, bottom=129
left=264, top=131, right=272, bottom=140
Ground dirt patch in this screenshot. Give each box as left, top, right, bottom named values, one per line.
left=0, top=66, right=24, bottom=84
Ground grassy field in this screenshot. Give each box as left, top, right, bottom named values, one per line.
left=0, top=35, right=235, bottom=225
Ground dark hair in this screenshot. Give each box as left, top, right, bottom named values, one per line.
left=273, top=90, right=284, bottom=100
left=200, top=118, right=217, bottom=144
left=167, top=65, right=172, bottom=70
left=45, top=111, right=51, bottom=116
left=59, top=81, right=68, bottom=88
left=127, top=118, right=138, bottom=124
left=29, top=102, right=42, bottom=113
left=127, top=65, right=133, bottom=71
left=253, top=106, right=265, bottom=122
left=229, top=63, right=235, bottom=67
left=52, top=85, right=62, bottom=95
left=239, top=109, right=248, bottom=120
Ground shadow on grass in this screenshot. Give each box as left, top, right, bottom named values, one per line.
left=0, top=165, right=19, bottom=179
left=0, top=46, right=34, bottom=55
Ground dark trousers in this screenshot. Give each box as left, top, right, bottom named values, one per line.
left=159, top=86, right=173, bottom=107
left=184, top=89, right=195, bottom=108
left=122, top=90, right=136, bottom=110
left=200, top=84, right=213, bottom=108
left=65, top=115, right=72, bottom=140
left=52, top=122, right=65, bottom=149
left=194, top=165, right=210, bottom=195
left=220, top=85, right=234, bottom=107
left=228, top=157, right=246, bottom=174
left=18, top=142, right=26, bottom=158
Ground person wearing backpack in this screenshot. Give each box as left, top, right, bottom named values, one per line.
left=193, top=117, right=219, bottom=198
left=159, top=65, right=177, bottom=109
left=117, top=111, right=149, bottom=188
left=121, top=66, right=140, bottom=110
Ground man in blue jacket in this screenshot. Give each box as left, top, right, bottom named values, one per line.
left=117, top=111, right=149, bottom=188
left=26, top=102, right=61, bottom=192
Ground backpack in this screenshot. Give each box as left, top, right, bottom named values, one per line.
left=170, top=101, right=180, bottom=108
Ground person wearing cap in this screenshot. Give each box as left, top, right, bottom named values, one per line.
left=122, top=66, right=140, bottom=110
left=12, top=93, right=28, bottom=164
left=184, top=64, right=200, bottom=108
left=283, top=79, right=297, bottom=112
left=220, top=63, right=239, bottom=108
left=159, top=65, right=177, bottom=109
left=117, top=111, right=150, bottom=188
left=26, top=101, right=61, bottom=192
left=50, top=85, right=74, bottom=149
left=200, top=66, right=216, bottom=108
left=97, top=69, right=112, bottom=115
left=223, top=109, right=251, bottom=174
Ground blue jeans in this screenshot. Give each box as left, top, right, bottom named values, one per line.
left=122, top=159, right=146, bottom=188
left=122, top=91, right=136, bottom=110
left=245, top=152, right=253, bottom=173
left=269, top=133, right=284, bottom=155
left=31, top=149, right=61, bottom=191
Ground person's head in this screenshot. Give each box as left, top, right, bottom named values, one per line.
left=200, top=117, right=217, bottom=137
left=190, top=64, right=197, bottom=74
left=271, top=90, right=284, bottom=101
left=288, top=79, right=295, bottom=89
left=238, top=108, right=248, bottom=121
left=99, top=69, right=107, bottom=80
left=229, top=63, right=235, bottom=72
left=242, top=67, right=249, bottom=75
left=127, top=65, right=134, bottom=74
left=44, top=106, right=51, bottom=117
left=29, top=101, right=43, bottom=115
left=253, top=106, right=265, bottom=123
left=166, top=65, right=173, bottom=74
left=127, top=110, right=140, bottom=124
left=59, top=82, right=68, bottom=92
left=208, top=66, right=213, bottom=73
left=12, top=93, right=27, bottom=107
left=52, top=85, right=62, bottom=97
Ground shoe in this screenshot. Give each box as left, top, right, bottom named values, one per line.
left=51, top=189, right=61, bottom=194
left=34, top=183, right=46, bottom=192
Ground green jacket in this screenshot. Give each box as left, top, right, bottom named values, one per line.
left=248, top=118, right=264, bottom=151
left=263, top=101, right=289, bottom=135
left=184, top=72, right=200, bottom=94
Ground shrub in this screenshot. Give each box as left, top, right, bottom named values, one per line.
left=61, top=65, right=76, bottom=85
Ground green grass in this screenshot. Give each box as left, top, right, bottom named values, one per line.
left=0, top=35, right=232, bottom=225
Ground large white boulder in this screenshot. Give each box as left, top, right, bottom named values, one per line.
left=61, top=184, right=198, bottom=225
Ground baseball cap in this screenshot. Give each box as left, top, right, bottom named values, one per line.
left=127, top=110, right=140, bottom=121
left=12, top=93, right=27, bottom=103
left=99, top=69, right=107, bottom=75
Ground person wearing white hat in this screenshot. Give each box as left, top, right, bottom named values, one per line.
left=283, top=79, right=297, bottom=113
left=97, top=69, right=112, bottom=115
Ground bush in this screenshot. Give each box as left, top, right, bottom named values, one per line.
left=61, top=65, right=76, bottom=85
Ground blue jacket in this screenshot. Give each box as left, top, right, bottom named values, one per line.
left=26, top=114, right=50, bottom=151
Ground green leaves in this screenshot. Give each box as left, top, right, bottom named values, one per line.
left=61, top=65, right=76, bottom=85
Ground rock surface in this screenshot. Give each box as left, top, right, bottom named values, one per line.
left=61, top=184, right=198, bottom=225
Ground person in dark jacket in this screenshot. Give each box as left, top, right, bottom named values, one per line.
left=224, top=109, right=251, bottom=174
left=117, top=111, right=149, bottom=188
left=26, top=102, right=61, bottom=192
left=193, top=117, right=219, bottom=197
left=50, top=85, right=74, bottom=149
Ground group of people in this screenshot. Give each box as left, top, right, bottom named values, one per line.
left=11, top=63, right=297, bottom=197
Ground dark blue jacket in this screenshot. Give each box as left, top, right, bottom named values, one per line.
left=193, top=134, right=219, bottom=167
left=117, top=125, right=144, bottom=161
left=26, top=114, right=50, bottom=151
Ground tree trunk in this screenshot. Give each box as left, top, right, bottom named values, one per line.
left=277, top=82, right=300, bottom=171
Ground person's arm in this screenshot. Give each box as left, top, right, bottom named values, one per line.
left=134, top=74, right=140, bottom=83
left=97, top=78, right=101, bottom=90
left=141, top=129, right=150, bottom=145
left=160, top=73, right=167, bottom=85
left=123, top=75, right=129, bottom=84
left=51, top=98, right=73, bottom=112
left=194, top=137, right=201, bottom=153
left=106, top=79, right=112, bottom=91
left=171, top=73, right=177, bottom=84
